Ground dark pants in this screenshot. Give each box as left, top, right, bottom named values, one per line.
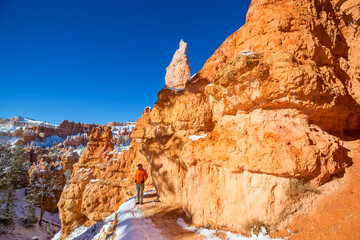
left=136, top=183, right=144, bottom=203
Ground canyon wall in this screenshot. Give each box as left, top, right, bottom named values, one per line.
left=58, top=126, right=150, bottom=238
left=131, top=0, right=360, bottom=231
left=58, top=0, right=360, bottom=237
left=9, top=119, right=99, bottom=143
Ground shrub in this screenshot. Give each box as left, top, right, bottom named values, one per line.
left=244, top=218, right=269, bottom=236
left=285, top=178, right=320, bottom=201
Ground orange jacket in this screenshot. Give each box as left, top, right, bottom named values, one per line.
left=135, top=164, right=148, bottom=183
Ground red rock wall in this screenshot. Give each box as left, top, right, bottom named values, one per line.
left=58, top=127, right=150, bottom=239
left=58, top=0, right=360, bottom=237
left=130, top=0, right=360, bottom=231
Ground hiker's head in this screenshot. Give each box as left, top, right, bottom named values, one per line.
left=137, top=164, right=142, bottom=169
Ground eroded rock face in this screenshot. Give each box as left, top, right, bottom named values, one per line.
left=23, top=129, right=37, bottom=144
left=27, top=149, right=71, bottom=213
left=165, top=40, right=191, bottom=89
left=58, top=127, right=150, bottom=239
left=58, top=0, right=360, bottom=236
left=335, top=0, right=360, bottom=104
left=62, top=134, right=89, bottom=148
left=130, top=0, right=360, bottom=232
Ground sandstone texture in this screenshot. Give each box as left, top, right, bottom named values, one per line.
left=27, top=147, right=75, bottom=212
left=130, top=0, right=360, bottom=232
left=165, top=40, right=191, bottom=89
left=3, top=118, right=99, bottom=143
left=58, top=127, right=151, bottom=239
left=58, top=0, right=360, bottom=237
left=62, top=133, right=89, bottom=148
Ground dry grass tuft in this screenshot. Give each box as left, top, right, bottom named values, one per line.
left=285, top=178, right=320, bottom=201
left=244, top=218, right=269, bottom=236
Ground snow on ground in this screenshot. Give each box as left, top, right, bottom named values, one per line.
left=114, top=142, right=131, bottom=152
left=73, top=145, right=86, bottom=156
left=0, top=189, right=60, bottom=240
left=16, top=117, right=58, bottom=127
left=111, top=125, right=135, bottom=136
left=0, top=117, right=58, bottom=133
left=240, top=50, right=254, bottom=56
left=188, top=73, right=197, bottom=82
left=0, top=136, right=20, bottom=145
left=0, top=124, right=23, bottom=133
left=177, top=218, right=286, bottom=240
left=189, top=133, right=207, bottom=141
left=30, top=135, right=65, bottom=148
left=51, top=189, right=286, bottom=240
left=164, top=86, right=185, bottom=91
left=52, top=190, right=166, bottom=240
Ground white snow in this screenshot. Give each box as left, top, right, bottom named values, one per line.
left=51, top=188, right=288, bottom=240
left=111, top=124, right=135, bottom=136
left=55, top=165, right=63, bottom=171
left=0, top=117, right=58, bottom=133
left=114, top=143, right=131, bottom=152
left=0, top=136, right=20, bottom=145
left=73, top=145, right=86, bottom=156
left=52, top=190, right=166, bottom=240
left=30, top=135, right=64, bottom=148
left=188, top=73, right=197, bottom=81
left=207, top=84, right=213, bottom=86
left=240, top=50, right=254, bottom=56
left=0, top=189, right=61, bottom=240
left=189, top=133, right=207, bottom=141
left=90, top=179, right=99, bottom=183
left=164, top=86, right=185, bottom=91
left=177, top=218, right=286, bottom=240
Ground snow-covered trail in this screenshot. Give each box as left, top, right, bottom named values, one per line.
left=53, top=189, right=286, bottom=240
left=52, top=190, right=167, bottom=240
left=96, top=190, right=166, bottom=240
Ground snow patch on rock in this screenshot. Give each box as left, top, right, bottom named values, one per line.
left=240, top=49, right=254, bottom=56
left=177, top=218, right=285, bottom=240
left=189, top=133, right=207, bottom=141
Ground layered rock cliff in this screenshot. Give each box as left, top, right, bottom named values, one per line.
left=133, top=0, right=360, bottom=231
left=58, top=0, right=360, bottom=237
left=58, top=126, right=150, bottom=238
left=2, top=118, right=99, bottom=143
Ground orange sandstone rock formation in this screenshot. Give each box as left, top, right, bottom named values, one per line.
left=58, top=127, right=150, bottom=239
left=26, top=146, right=80, bottom=212
left=165, top=40, right=191, bottom=89
left=58, top=0, right=360, bottom=237
left=131, top=0, right=360, bottom=232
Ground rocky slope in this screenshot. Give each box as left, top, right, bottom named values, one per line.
left=58, top=0, right=360, bottom=238
left=0, top=117, right=135, bottom=217
left=58, top=126, right=150, bottom=238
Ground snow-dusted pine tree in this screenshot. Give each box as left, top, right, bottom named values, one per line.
left=28, top=163, right=64, bottom=225
left=23, top=173, right=39, bottom=227
left=0, top=142, right=26, bottom=224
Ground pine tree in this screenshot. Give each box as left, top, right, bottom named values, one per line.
left=23, top=173, right=39, bottom=227
left=0, top=142, right=26, bottom=224
left=27, top=163, right=63, bottom=225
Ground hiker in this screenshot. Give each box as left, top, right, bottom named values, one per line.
left=135, top=163, right=148, bottom=204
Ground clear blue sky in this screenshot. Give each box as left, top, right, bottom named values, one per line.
left=0, top=0, right=251, bottom=124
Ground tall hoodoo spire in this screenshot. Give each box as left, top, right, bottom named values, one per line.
left=165, top=39, right=191, bottom=89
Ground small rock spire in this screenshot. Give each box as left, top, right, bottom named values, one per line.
left=165, top=39, right=191, bottom=89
